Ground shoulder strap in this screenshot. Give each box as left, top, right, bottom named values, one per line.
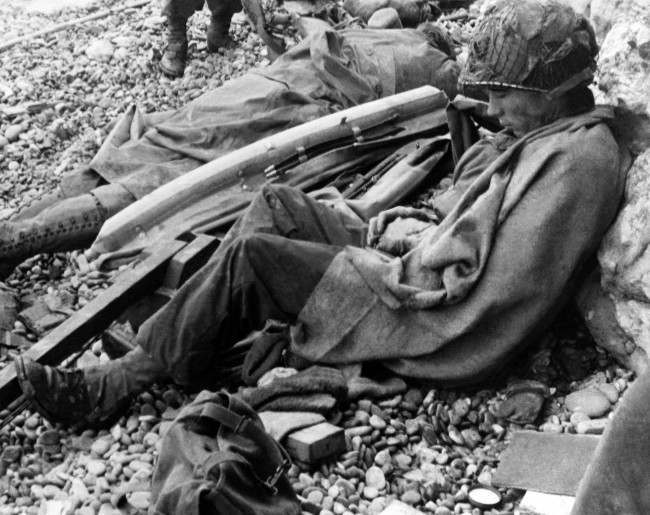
left=199, top=402, right=246, bottom=432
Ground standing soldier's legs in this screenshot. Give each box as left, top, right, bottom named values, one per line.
left=206, top=0, right=243, bottom=52
left=160, top=0, right=205, bottom=77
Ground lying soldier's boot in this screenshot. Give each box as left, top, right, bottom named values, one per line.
left=15, top=346, right=168, bottom=427
left=160, top=20, right=188, bottom=77
left=0, top=193, right=106, bottom=279
left=15, top=356, right=101, bottom=426
left=206, top=14, right=232, bottom=53
left=0, top=185, right=133, bottom=279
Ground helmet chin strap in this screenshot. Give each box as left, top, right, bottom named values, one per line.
left=544, top=67, right=595, bottom=99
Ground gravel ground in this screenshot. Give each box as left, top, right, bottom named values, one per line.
left=0, top=1, right=634, bottom=514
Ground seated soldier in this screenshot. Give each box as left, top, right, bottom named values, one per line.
left=15, top=0, right=629, bottom=426
left=0, top=26, right=459, bottom=279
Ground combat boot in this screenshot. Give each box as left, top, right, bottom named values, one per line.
left=160, top=18, right=189, bottom=77
left=15, top=346, right=168, bottom=428
left=15, top=356, right=102, bottom=427
left=0, top=193, right=105, bottom=278
left=206, top=0, right=241, bottom=53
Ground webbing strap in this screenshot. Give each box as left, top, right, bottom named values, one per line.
left=199, top=403, right=245, bottom=432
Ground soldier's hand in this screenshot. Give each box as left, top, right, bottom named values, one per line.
left=367, top=206, right=438, bottom=248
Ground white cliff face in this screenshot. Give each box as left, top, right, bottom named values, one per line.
left=575, top=0, right=650, bottom=373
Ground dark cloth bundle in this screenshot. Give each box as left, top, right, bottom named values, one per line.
left=238, top=366, right=348, bottom=414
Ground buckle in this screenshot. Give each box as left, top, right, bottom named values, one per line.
left=264, top=458, right=290, bottom=495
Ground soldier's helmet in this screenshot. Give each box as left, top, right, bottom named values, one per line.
left=459, top=0, right=598, bottom=98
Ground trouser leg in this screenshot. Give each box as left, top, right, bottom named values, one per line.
left=221, top=184, right=366, bottom=249
left=84, top=346, right=168, bottom=417
left=13, top=166, right=105, bottom=222
left=160, top=0, right=205, bottom=76
left=205, top=0, right=243, bottom=51
left=83, top=185, right=364, bottom=397
left=137, top=232, right=341, bottom=389
left=161, top=0, right=205, bottom=21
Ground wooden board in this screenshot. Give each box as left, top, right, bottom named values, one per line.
left=285, top=422, right=345, bottom=464
left=492, top=431, right=600, bottom=496
left=518, top=491, right=575, bottom=515
left=0, top=238, right=186, bottom=408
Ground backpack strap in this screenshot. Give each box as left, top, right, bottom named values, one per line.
left=199, top=403, right=247, bottom=433
left=198, top=401, right=292, bottom=495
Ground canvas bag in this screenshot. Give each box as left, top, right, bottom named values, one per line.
left=150, top=390, right=301, bottom=515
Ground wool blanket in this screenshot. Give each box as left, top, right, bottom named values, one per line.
left=291, top=107, right=628, bottom=385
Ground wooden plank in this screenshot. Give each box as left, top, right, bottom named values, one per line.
left=0, top=238, right=187, bottom=408
left=162, top=234, right=220, bottom=289
left=492, top=431, right=599, bottom=496
left=285, top=422, right=345, bottom=464
left=518, top=491, right=575, bottom=515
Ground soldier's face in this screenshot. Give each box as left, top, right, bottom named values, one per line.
left=487, top=89, right=557, bottom=137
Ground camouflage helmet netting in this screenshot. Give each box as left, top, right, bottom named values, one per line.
left=459, top=0, right=598, bottom=96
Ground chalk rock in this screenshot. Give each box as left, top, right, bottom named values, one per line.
left=594, top=150, right=650, bottom=371
left=85, top=39, right=115, bottom=62
left=598, top=22, right=650, bottom=125
left=565, top=389, right=611, bottom=417
left=576, top=0, right=650, bottom=374
left=368, top=8, right=403, bottom=28
left=590, top=0, right=648, bottom=43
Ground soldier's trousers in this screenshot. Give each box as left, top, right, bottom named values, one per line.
left=161, top=0, right=243, bottom=22
left=85, top=185, right=367, bottom=413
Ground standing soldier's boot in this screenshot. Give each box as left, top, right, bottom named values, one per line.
left=206, top=0, right=242, bottom=52
left=160, top=16, right=189, bottom=77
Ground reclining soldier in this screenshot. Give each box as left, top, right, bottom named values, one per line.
left=0, top=26, right=459, bottom=279
left=15, top=0, right=629, bottom=426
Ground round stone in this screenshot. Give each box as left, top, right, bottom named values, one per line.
left=369, top=415, right=386, bottom=430
left=570, top=411, right=591, bottom=426
left=401, top=489, right=421, bottom=505
left=86, top=460, right=107, bottom=476
left=127, top=491, right=150, bottom=510
left=374, top=449, right=391, bottom=467
left=1, top=445, right=23, bottom=463
left=596, top=383, right=620, bottom=403
left=24, top=415, right=40, bottom=430
left=363, top=486, right=379, bottom=500
left=365, top=466, right=386, bottom=490
left=565, top=389, right=611, bottom=418
left=307, top=489, right=324, bottom=504
left=91, top=437, right=113, bottom=456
